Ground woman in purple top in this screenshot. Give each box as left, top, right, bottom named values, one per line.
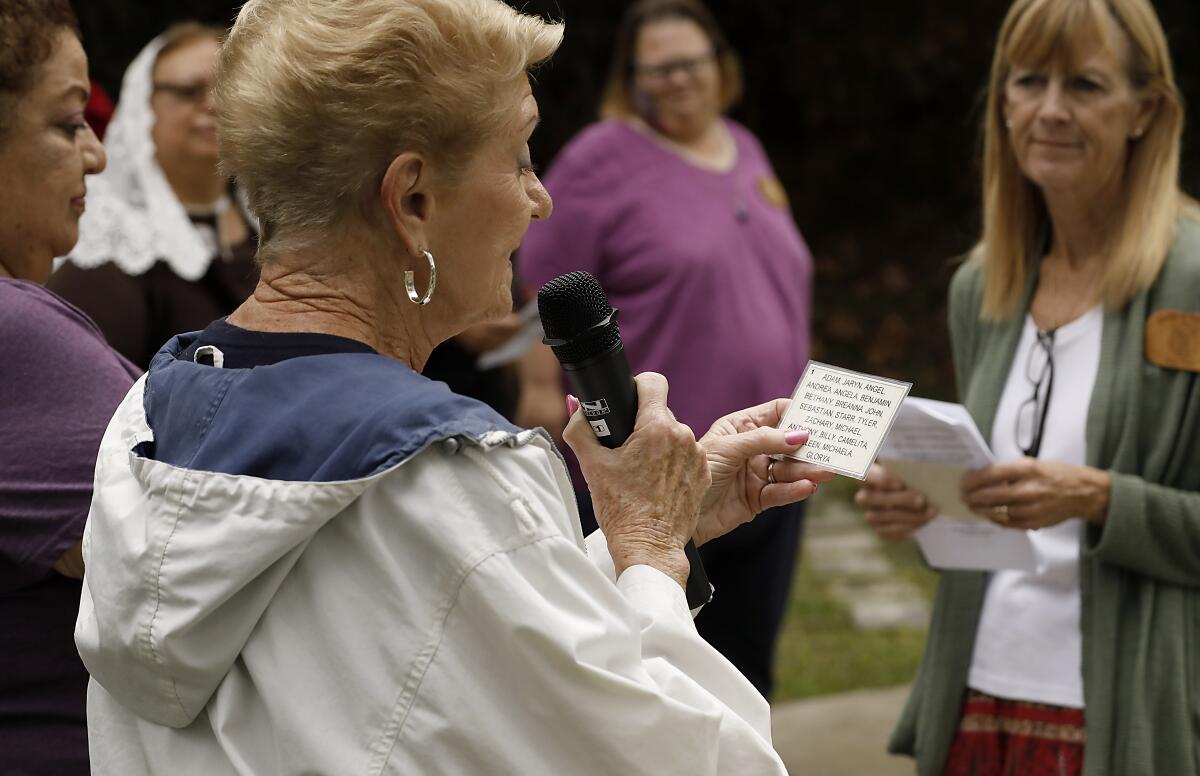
left=0, top=1, right=141, bottom=772
left=520, top=0, right=813, bottom=696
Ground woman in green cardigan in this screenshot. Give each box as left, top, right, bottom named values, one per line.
left=856, top=0, right=1200, bottom=774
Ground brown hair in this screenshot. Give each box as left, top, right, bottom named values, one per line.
left=0, top=0, right=81, bottom=138
left=977, top=0, right=1192, bottom=319
left=600, top=0, right=741, bottom=120
left=155, top=21, right=226, bottom=71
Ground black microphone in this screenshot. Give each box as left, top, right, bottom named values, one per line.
left=538, top=271, right=710, bottom=609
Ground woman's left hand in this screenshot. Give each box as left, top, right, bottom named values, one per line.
left=961, top=457, right=1111, bottom=528
left=695, top=398, right=836, bottom=546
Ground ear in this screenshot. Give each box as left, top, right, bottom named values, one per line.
left=1132, top=93, right=1161, bottom=138
left=380, top=152, right=435, bottom=259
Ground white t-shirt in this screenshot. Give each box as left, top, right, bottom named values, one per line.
left=966, top=305, right=1103, bottom=709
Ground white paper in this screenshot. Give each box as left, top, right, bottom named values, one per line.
left=878, top=397, right=1040, bottom=573
left=878, top=397, right=993, bottom=470
left=777, top=361, right=912, bottom=480
left=475, top=299, right=544, bottom=370
left=912, top=516, right=1041, bottom=572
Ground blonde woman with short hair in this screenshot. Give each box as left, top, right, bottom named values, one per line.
left=75, top=1, right=832, bottom=773
left=856, top=0, right=1200, bottom=774
left=0, top=1, right=139, bottom=772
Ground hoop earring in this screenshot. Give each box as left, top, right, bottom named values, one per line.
left=405, top=250, right=437, bottom=306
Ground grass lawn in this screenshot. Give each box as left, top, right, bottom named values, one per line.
left=771, top=490, right=940, bottom=703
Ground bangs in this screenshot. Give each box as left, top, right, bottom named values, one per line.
left=1004, top=0, right=1123, bottom=74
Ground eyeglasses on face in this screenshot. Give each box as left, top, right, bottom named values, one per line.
left=633, top=51, right=717, bottom=84
left=152, top=81, right=214, bottom=105
left=1014, top=328, right=1056, bottom=458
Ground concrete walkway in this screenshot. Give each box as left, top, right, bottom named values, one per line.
left=767, top=491, right=927, bottom=774
left=772, top=685, right=916, bottom=775
left=803, top=494, right=929, bottom=631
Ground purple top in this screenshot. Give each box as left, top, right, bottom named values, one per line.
left=0, top=279, right=140, bottom=774
left=521, top=119, right=813, bottom=438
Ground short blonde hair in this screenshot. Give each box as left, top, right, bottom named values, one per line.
left=978, top=0, right=1190, bottom=319
left=215, top=0, right=563, bottom=256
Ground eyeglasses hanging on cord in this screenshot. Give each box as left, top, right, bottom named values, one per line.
left=1015, top=328, right=1056, bottom=458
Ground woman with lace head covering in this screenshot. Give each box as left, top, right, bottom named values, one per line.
left=47, top=23, right=259, bottom=369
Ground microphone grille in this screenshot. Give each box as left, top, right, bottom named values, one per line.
left=537, top=271, right=621, bottom=363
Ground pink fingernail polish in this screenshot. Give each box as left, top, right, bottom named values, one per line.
left=784, top=429, right=808, bottom=445
left=566, top=395, right=579, bottom=416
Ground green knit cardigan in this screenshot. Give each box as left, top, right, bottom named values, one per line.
left=889, top=216, right=1200, bottom=776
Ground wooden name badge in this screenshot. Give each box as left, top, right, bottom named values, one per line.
left=1145, top=310, right=1200, bottom=372
left=757, top=176, right=790, bottom=209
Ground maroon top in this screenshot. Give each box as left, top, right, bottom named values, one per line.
left=0, top=279, right=140, bottom=774
left=46, top=211, right=259, bottom=370
left=521, top=119, right=813, bottom=437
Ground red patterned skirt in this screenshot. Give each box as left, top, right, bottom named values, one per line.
left=943, top=690, right=1085, bottom=776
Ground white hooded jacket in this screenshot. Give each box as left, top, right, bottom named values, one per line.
left=76, top=334, right=787, bottom=775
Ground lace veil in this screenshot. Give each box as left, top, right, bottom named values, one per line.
left=66, top=35, right=217, bottom=280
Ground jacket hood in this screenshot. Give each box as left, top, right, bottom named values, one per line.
left=76, top=334, right=528, bottom=728
left=75, top=376, right=375, bottom=728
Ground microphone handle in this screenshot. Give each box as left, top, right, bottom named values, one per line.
left=562, top=345, right=711, bottom=609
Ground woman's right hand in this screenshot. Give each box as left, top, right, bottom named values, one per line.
left=563, top=372, right=709, bottom=589
left=854, top=464, right=937, bottom=541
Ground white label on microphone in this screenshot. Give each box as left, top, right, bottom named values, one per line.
left=581, top=399, right=610, bottom=418
left=777, top=361, right=912, bottom=480
left=590, top=419, right=612, bottom=437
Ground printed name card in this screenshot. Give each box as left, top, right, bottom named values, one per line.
left=778, top=361, right=912, bottom=479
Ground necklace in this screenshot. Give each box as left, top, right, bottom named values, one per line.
left=185, top=195, right=237, bottom=261
left=1033, top=255, right=1103, bottom=331
left=182, top=194, right=232, bottom=219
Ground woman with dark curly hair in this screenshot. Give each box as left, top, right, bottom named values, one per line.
left=0, top=1, right=140, bottom=773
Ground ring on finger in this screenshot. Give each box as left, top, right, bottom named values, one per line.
left=992, top=504, right=1010, bottom=521
left=767, top=460, right=777, bottom=485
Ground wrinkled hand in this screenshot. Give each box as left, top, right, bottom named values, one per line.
left=564, top=373, right=709, bottom=588
left=696, top=398, right=836, bottom=546
left=855, top=464, right=937, bottom=541
left=962, top=457, right=1111, bottom=529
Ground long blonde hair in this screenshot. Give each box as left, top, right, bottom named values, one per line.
left=978, top=0, right=1188, bottom=319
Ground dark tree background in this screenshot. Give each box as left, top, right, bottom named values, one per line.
left=74, top=0, right=1200, bottom=399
